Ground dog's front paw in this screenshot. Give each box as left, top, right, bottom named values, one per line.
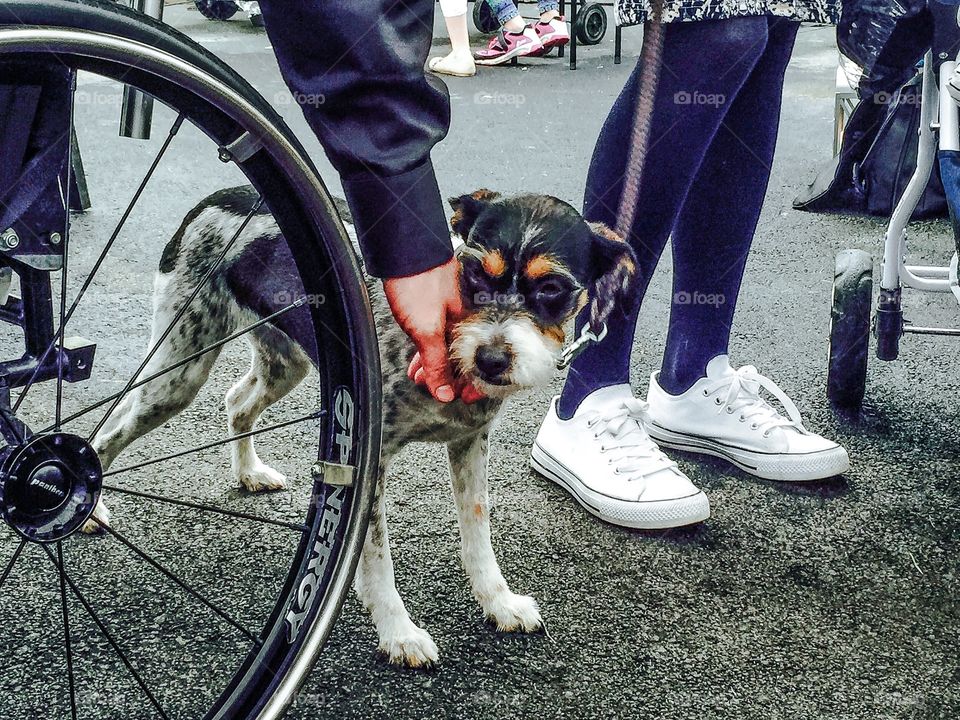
left=378, top=621, right=439, bottom=669
left=239, top=463, right=287, bottom=492
left=80, top=498, right=111, bottom=535
left=484, top=592, right=542, bottom=633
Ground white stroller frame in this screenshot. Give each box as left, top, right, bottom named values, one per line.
left=827, top=43, right=960, bottom=408
left=879, top=51, right=960, bottom=343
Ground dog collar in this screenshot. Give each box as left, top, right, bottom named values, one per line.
left=556, top=323, right=608, bottom=369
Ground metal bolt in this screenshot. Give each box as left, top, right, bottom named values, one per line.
left=50, top=232, right=62, bottom=245
left=1, top=229, right=19, bottom=250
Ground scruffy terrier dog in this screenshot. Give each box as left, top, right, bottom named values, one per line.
left=88, top=187, right=637, bottom=667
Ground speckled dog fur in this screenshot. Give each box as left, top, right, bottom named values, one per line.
left=88, top=186, right=637, bottom=668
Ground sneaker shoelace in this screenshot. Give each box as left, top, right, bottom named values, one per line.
left=701, top=366, right=810, bottom=438
left=584, top=398, right=676, bottom=482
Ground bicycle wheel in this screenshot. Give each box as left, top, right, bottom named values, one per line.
left=0, top=1, right=380, bottom=718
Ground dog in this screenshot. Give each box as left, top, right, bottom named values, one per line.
left=87, top=186, right=637, bottom=667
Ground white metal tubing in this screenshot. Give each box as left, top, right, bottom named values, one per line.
left=904, top=265, right=950, bottom=279
left=882, top=53, right=939, bottom=291
left=939, top=61, right=960, bottom=152
left=900, top=271, right=951, bottom=291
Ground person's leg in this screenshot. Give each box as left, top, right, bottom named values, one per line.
left=643, top=17, right=849, bottom=483
left=489, top=0, right=525, bottom=32
left=538, top=1, right=560, bottom=21
left=430, top=0, right=476, bottom=77
left=438, top=0, right=471, bottom=54
left=557, top=16, right=771, bottom=419
left=659, top=19, right=800, bottom=393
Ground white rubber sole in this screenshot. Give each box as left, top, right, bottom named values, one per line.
left=475, top=42, right=542, bottom=66
left=646, top=424, right=850, bottom=482
left=530, top=443, right=710, bottom=530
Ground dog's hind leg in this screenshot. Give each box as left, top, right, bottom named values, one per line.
left=353, top=466, right=439, bottom=668
left=225, top=325, right=310, bottom=492
left=86, top=281, right=231, bottom=531
left=85, top=342, right=223, bottom=533
left=92, top=289, right=229, bottom=473
left=447, top=428, right=542, bottom=632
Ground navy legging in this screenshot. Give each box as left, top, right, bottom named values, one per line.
left=558, top=16, right=800, bottom=419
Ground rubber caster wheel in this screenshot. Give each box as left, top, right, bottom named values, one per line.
left=473, top=0, right=509, bottom=34
left=827, top=249, right=873, bottom=408
left=575, top=3, right=607, bottom=45
left=194, top=0, right=239, bottom=21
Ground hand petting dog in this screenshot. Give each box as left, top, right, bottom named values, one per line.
left=383, top=257, right=476, bottom=404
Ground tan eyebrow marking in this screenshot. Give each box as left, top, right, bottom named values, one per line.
left=524, top=253, right=569, bottom=280
left=482, top=250, right=506, bottom=278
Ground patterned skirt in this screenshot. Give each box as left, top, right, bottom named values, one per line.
left=616, top=0, right=839, bottom=27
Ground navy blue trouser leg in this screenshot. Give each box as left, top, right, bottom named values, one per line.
left=259, top=0, right=454, bottom=278
left=557, top=16, right=799, bottom=419
left=661, top=19, right=799, bottom=392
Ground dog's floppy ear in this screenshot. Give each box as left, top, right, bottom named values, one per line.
left=586, top=221, right=638, bottom=330
left=449, top=189, right=501, bottom=239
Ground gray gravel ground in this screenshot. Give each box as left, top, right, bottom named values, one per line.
left=1, top=5, right=958, bottom=720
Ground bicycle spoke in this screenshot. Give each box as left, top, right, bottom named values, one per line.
left=13, top=115, right=186, bottom=415
left=53, top=70, right=78, bottom=430
left=0, top=538, right=27, bottom=591
left=44, top=298, right=305, bottom=434
left=102, top=410, right=323, bottom=478
left=102, top=484, right=309, bottom=532
left=42, top=544, right=170, bottom=720
left=87, top=195, right=265, bottom=443
left=90, top=516, right=262, bottom=647
left=56, top=542, right=79, bottom=720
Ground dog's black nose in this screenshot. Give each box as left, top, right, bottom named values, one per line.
left=475, top=345, right=511, bottom=380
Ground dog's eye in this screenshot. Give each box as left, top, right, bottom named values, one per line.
left=535, top=281, right=565, bottom=300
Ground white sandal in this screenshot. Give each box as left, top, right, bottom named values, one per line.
left=428, top=53, right=476, bottom=77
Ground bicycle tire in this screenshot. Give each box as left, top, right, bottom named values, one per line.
left=0, top=2, right=380, bottom=718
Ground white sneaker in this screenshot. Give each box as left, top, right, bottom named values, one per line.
left=530, top=385, right=710, bottom=529
left=645, top=356, right=850, bottom=482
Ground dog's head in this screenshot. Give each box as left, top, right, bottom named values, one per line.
left=449, top=190, right=637, bottom=398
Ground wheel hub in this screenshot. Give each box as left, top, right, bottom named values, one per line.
left=0, top=433, right=103, bottom=542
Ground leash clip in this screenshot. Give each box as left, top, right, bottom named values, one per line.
left=556, top=323, right=608, bottom=369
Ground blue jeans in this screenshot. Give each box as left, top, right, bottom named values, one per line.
left=488, top=0, right=559, bottom=25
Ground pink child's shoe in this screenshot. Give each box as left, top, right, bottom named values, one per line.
left=529, top=16, right=569, bottom=56
left=474, top=26, right=543, bottom=65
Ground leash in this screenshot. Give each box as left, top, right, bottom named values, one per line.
left=556, top=0, right=666, bottom=369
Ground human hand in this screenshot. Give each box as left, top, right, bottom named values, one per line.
left=382, top=257, right=484, bottom=403
left=406, top=351, right=486, bottom=404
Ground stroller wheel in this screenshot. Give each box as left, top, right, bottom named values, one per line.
left=473, top=0, right=509, bottom=35
left=574, top=3, right=607, bottom=45
left=194, top=0, right=240, bottom=21
left=828, top=249, right=873, bottom=408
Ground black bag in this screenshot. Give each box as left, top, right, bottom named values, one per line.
left=793, top=79, right=948, bottom=220
left=837, top=0, right=932, bottom=98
